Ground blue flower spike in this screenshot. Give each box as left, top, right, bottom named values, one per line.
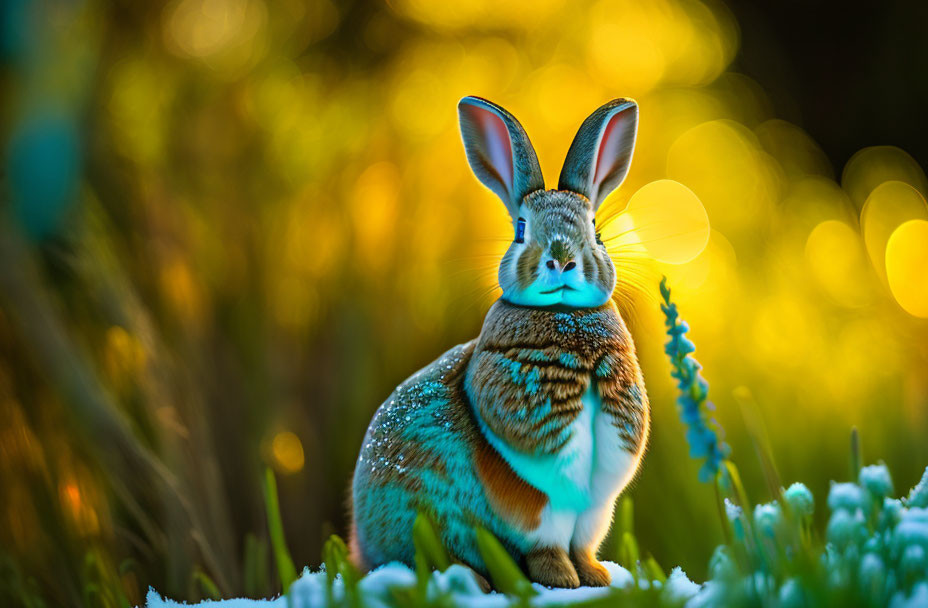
left=660, top=277, right=730, bottom=483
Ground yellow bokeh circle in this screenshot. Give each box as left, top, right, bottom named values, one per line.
left=666, top=120, right=777, bottom=235
left=885, top=219, right=928, bottom=318
left=271, top=431, right=305, bottom=475
left=860, top=180, right=928, bottom=281
left=804, top=220, right=871, bottom=308
left=618, top=179, right=710, bottom=264
left=841, top=146, right=928, bottom=209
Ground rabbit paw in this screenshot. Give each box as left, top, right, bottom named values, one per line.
left=526, top=546, right=580, bottom=588
left=471, top=571, right=492, bottom=593
left=570, top=549, right=611, bottom=587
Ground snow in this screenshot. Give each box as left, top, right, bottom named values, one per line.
left=144, top=561, right=699, bottom=607
left=664, top=567, right=702, bottom=603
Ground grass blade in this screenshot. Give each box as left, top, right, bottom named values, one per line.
left=850, top=427, right=861, bottom=481
left=713, top=480, right=733, bottom=545
left=644, top=555, right=667, bottom=583
left=413, top=512, right=451, bottom=572
left=192, top=569, right=221, bottom=601
left=243, top=533, right=269, bottom=598
left=333, top=535, right=361, bottom=590
left=474, top=525, right=537, bottom=598
left=262, top=468, right=297, bottom=592
left=620, top=532, right=640, bottom=574
left=620, top=497, right=634, bottom=541
left=722, top=461, right=752, bottom=515
left=733, top=386, right=783, bottom=500
left=323, top=534, right=362, bottom=606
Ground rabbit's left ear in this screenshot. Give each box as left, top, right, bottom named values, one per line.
left=559, top=99, right=638, bottom=210
left=458, top=96, right=545, bottom=219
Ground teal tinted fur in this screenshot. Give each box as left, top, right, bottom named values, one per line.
left=352, top=343, right=527, bottom=574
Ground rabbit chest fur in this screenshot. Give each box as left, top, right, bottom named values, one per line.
left=350, top=299, right=648, bottom=580
left=466, top=300, right=648, bottom=546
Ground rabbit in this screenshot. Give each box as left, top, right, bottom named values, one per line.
left=350, top=96, right=649, bottom=589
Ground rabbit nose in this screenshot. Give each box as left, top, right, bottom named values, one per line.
left=545, top=259, right=577, bottom=272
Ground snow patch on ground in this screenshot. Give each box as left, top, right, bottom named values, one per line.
left=145, top=561, right=700, bottom=607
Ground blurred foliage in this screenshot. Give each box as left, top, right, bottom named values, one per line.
left=1, top=0, right=927, bottom=606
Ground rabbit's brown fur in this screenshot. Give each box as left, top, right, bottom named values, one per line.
left=467, top=299, right=646, bottom=457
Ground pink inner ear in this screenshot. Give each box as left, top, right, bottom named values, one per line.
left=474, top=108, right=514, bottom=192
left=593, top=109, right=632, bottom=186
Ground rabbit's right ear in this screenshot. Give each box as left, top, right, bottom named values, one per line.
left=458, top=96, right=545, bottom=218
left=559, top=99, right=638, bottom=210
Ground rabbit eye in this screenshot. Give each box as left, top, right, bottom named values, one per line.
left=515, top=218, right=526, bottom=244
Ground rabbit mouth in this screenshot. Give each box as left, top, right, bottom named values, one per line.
left=539, top=285, right=573, bottom=294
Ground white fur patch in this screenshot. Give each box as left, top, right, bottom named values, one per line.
left=479, top=378, right=641, bottom=550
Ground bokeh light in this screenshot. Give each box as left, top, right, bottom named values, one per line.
left=841, top=146, right=928, bottom=209
left=616, top=179, right=711, bottom=265
left=163, top=0, right=268, bottom=75
left=804, top=220, right=872, bottom=308
left=270, top=431, right=306, bottom=475
left=885, top=220, right=928, bottom=318
left=860, top=180, right=928, bottom=281
left=666, top=119, right=778, bottom=236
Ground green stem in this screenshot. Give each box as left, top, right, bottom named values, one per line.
left=263, top=468, right=297, bottom=592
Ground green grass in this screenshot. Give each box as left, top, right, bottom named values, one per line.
left=263, top=468, right=298, bottom=593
